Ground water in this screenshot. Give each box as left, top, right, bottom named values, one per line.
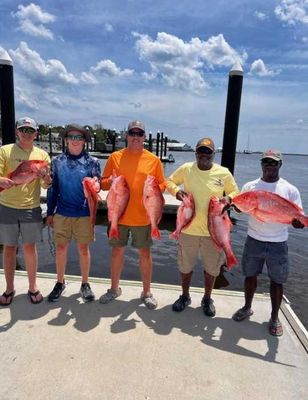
left=3, top=151, right=308, bottom=329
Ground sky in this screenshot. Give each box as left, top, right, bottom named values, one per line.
left=1, top=0, right=308, bottom=154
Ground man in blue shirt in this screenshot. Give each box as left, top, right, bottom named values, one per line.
left=46, top=124, right=101, bottom=302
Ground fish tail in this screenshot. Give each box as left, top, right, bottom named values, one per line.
left=109, top=226, right=120, bottom=240
left=169, top=231, right=179, bottom=241
left=151, top=227, right=161, bottom=240
left=301, top=215, right=308, bottom=227
left=226, top=253, right=238, bottom=270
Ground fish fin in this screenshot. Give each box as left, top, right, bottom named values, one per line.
left=151, top=227, right=161, bottom=240
left=0, top=187, right=4, bottom=193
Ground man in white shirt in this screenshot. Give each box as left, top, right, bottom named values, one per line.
left=232, top=150, right=305, bottom=336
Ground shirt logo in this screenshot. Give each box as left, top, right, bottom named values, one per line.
left=213, top=178, right=224, bottom=187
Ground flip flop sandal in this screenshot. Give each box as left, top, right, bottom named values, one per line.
left=0, top=290, right=15, bottom=306
left=28, top=290, right=43, bottom=304
left=232, top=308, right=253, bottom=321
left=269, top=319, right=283, bottom=336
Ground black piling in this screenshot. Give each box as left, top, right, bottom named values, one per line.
left=163, top=136, right=168, bottom=157
left=156, top=132, right=160, bottom=156
left=221, top=62, right=244, bottom=175
left=48, top=126, right=53, bottom=157
left=148, top=132, right=152, bottom=152
left=0, top=50, right=15, bottom=145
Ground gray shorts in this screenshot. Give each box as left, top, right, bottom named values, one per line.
left=242, top=236, right=289, bottom=284
left=108, top=224, right=152, bottom=249
left=0, top=204, right=43, bottom=245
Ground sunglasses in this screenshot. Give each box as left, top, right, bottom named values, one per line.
left=67, top=135, right=85, bottom=141
left=261, top=159, right=279, bottom=166
left=18, top=127, right=36, bottom=134
left=196, top=147, right=213, bottom=155
left=128, top=130, right=144, bottom=137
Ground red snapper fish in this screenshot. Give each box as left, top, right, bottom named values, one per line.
left=143, top=175, right=165, bottom=240
left=208, top=196, right=238, bottom=270
left=0, top=160, right=49, bottom=192
left=106, top=174, right=130, bottom=239
left=82, top=177, right=101, bottom=229
left=170, top=193, right=195, bottom=240
left=232, top=190, right=308, bottom=227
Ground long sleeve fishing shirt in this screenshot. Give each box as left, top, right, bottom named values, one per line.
left=47, top=150, right=101, bottom=217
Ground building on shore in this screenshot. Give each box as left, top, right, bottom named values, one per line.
left=166, top=142, right=192, bottom=151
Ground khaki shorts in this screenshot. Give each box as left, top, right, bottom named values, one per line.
left=178, top=233, right=225, bottom=277
left=108, top=224, right=152, bottom=248
left=53, top=214, right=94, bottom=244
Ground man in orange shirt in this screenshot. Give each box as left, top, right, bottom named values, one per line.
left=100, top=120, right=165, bottom=309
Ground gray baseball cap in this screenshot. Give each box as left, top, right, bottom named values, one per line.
left=127, top=120, right=145, bottom=133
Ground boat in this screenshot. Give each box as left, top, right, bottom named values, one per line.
left=161, top=154, right=175, bottom=163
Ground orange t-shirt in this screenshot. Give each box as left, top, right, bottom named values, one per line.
left=101, top=148, right=165, bottom=226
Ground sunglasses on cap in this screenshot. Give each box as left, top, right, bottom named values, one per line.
left=18, top=127, right=36, bottom=134
left=127, top=130, right=144, bottom=137
left=67, top=134, right=85, bottom=141
left=261, top=158, right=280, bottom=166
left=196, top=147, right=213, bottom=155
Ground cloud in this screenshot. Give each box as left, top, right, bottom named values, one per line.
left=12, top=3, right=55, bottom=40
left=81, top=59, right=134, bottom=83
left=104, top=23, right=114, bottom=32
left=275, top=0, right=308, bottom=25
left=15, top=86, right=39, bottom=111
left=10, top=42, right=78, bottom=85
left=254, top=11, right=268, bottom=20
left=249, top=59, right=280, bottom=77
left=133, top=32, right=247, bottom=92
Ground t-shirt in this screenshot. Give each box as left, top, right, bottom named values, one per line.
left=166, top=162, right=239, bottom=236
left=101, top=148, right=165, bottom=226
left=242, top=177, right=302, bottom=242
left=47, top=151, right=101, bottom=217
left=0, top=143, right=50, bottom=209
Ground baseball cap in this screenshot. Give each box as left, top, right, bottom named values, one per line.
left=127, top=120, right=145, bottom=133
left=261, top=149, right=282, bottom=162
left=16, top=117, right=38, bottom=131
left=195, top=138, right=215, bottom=151
left=62, top=124, right=92, bottom=142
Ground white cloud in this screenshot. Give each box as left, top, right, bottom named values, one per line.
left=12, top=3, right=55, bottom=40
left=80, top=72, right=99, bottom=84
left=15, top=86, right=39, bottom=111
left=81, top=59, right=134, bottom=83
left=91, top=59, right=134, bottom=76
left=10, top=42, right=78, bottom=85
left=254, top=11, right=268, bottom=20
left=249, top=59, right=280, bottom=77
left=275, top=0, right=308, bottom=25
left=104, top=23, right=114, bottom=32
left=133, top=32, right=247, bottom=92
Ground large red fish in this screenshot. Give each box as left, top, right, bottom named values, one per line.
left=143, top=175, right=165, bottom=240
left=0, top=160, right=49, bottom=192
left=170, top=193, right=195, bottom=240
left=208, top=196, right=238, bottom=270
left=106, top=174, right=130, bottom=239
left=232, top=190, right=308, bottom=227
left=82, top=177, right=101, bottom=230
